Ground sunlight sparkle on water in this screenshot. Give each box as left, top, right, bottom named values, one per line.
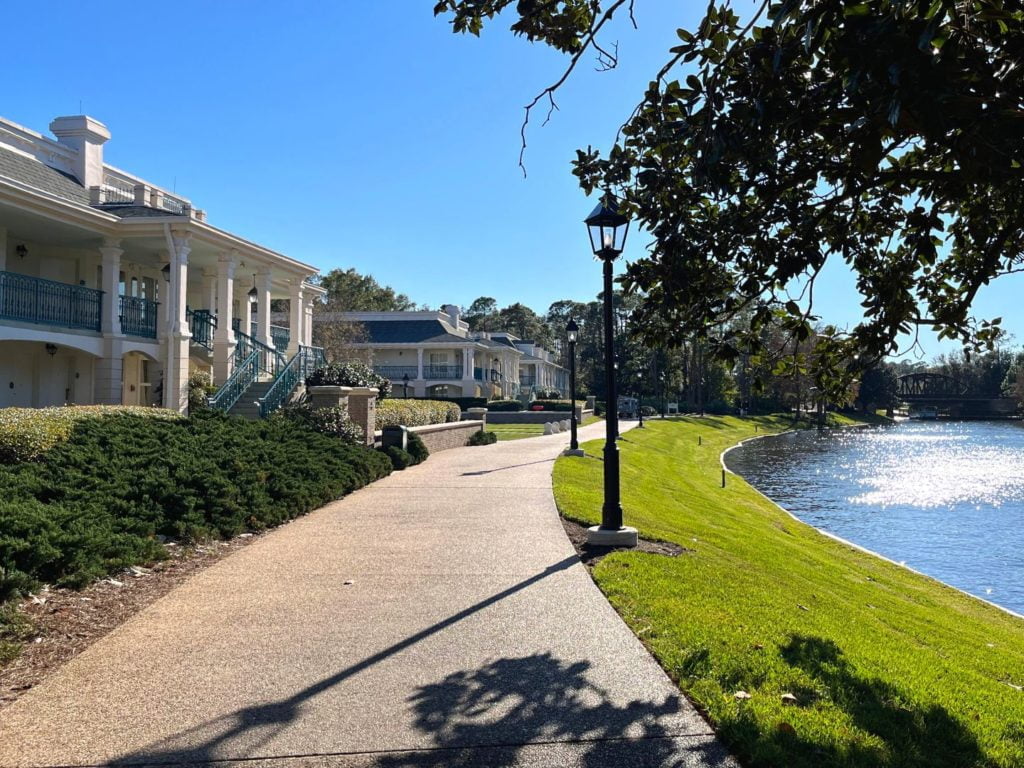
left=846, top=424, right=1024, bottom=508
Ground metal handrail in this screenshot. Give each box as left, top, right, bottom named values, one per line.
left=186, top=308, right=217, bottom=349
left=257, top=345, right=328, bottom=418
left=209, top=349, right=260, bottom=412
left=0, top=270, right=103, bottom=332
left=119, top=295, right=159, bottom=338
left=234, top=326, right=285, bottom=377
left=299, top=344, right=326, bottom=381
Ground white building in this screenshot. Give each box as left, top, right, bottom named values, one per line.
left=314, top=305, right=569, bottom=400
left=0, top=113, right=323, bottom=414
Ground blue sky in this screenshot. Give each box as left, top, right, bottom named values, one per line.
left=4, top=2, right=1018, bottom=360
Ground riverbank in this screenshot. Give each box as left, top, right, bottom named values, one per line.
left=553, top=416, right=1024, bottom=768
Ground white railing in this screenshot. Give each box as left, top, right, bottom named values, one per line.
left=101, top=173, right=135, bottom=204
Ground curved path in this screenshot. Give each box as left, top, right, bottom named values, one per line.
left=0, top=420, right=735, bottom=767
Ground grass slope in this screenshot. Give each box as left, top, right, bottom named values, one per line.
left=553, top=416, right=1024, bottom=768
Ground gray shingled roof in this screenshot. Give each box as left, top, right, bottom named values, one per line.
left=361, top=320, right=474, bottom=345
left=0, top=147, right=89, bottom=205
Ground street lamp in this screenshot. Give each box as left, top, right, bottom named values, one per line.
left=402, top=373, right=409, bottom=399
left=636, top=372, right=645, bottom=428
left=564, top=319, right=583, bottom=456
left=584, top=194, right=637, bottom=548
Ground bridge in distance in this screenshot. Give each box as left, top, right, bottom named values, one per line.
left=897, top=373, right=1017, bottom=419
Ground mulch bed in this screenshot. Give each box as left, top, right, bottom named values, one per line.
left=560, top=517, right=687, bottom=566
left=0, top=533, right=264, bottom=711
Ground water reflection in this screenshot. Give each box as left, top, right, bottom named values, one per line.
left=726, top=421, right=1024, bottom=614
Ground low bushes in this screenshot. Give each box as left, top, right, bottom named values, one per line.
left=486, top=400, right=523, bottom=412
left=528, top=399, right=582, bottom=412
left=467, top=430, right=497, bottom=446
left=275, top=403, right=365, bottom=444
left=0, top=406, right=182, bottom=463
left=377, top=399, right=461, bottom=428
left=307, top=361, right=392, bottom=398
left=380, top=431, right=429, bottom=471
left=414, top=396, right=486, bottom=411
left=0, top=410, right=391, bottom=600
left=187, top=370, right=215, bottom=412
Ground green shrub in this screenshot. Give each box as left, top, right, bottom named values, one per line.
left=414, top=396, right=486, bottom=411
left=0, top=406, right=182, bottom=464
left=187, top=370, right=215, bottom=412
left=0, top=410, right=391, bottom=598
left=528, top=400, right=582, bottom=412
left=486, top=400, right=523, bottom=412
left=534, top=388, right=563, bottom=399
left=306, top=361, right=392, bottom=398
left=377, top=399, right=462, bottom=428
left=383, top=445, right=413, bottom=470
left=467, top=430, right=497, bottom=446
left=406, top=432, right=429, bottom=464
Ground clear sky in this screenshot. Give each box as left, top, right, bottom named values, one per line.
left=4, top=2, right=1018, bottom=360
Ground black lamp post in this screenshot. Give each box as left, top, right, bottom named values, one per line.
left=584, top=194, right=637, bottom=547
left=636, top=372, right=645, bottom=428
left=565, top=319, right=581, bottom=455
left=402, top=373, right=409, bottom=399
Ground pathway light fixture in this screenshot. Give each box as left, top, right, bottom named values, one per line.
left=583, top=194, right=637, bottom=548
left=565, top=319, right=583, bottom=456
left=402, top=373, right=410, bottom=399
left=636, top=372, right=645, bottom=429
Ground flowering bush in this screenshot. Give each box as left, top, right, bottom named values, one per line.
left=274, top=403, right=365, bottom=445
left=0, top=406, right=182, bottom=463
left=376, top=399, right=461, bottom=428
left=306, top=361, right=392, bottom=398
left=188, top=369, right=215, bottom=412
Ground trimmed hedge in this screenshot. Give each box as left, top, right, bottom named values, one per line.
left=377, top=399, right=462, bottom=428
left=274, top=403, right=365, bottom=444
left=407, top=432, right=430, bottom=464
left=528, top=400, right=583, bottom=412
left=0, top=406, right=183, bottom=463
left=414, top=396, right=486, bottom=411
left=0, top=410, right=391, bottom=599
left=380, top=432, right=429, bottom=470
left=486, top=400, right=523, bottom=412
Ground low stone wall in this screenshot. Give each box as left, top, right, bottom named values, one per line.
left=374, top=420, right=485, bottom=453
left=477, top=408, right=592, bottom=425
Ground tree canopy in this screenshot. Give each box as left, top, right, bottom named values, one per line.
left=436, top=1, right=1024, bottom=398
left=314, top=268, right=417, bottom=312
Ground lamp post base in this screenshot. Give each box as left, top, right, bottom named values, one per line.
left=586, top=525, right=638, bottom=547
left=563, top=447, right=586, bottom=457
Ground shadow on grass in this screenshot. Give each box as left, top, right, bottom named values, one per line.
left=718, top=635, right=985, bottom=768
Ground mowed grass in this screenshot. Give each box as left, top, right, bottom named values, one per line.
left=553, top=416, right=1024, bottom=768
left=491, top=414, right=601, bottom=441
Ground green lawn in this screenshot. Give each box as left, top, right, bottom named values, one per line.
left=490, top=414, right=601, bottom=441
left=553, top=416, right=1024, bottom=768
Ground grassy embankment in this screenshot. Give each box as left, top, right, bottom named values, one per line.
left=553, top=415, right=1024, bottom=768
left=490, top=414, right=602, bottom=441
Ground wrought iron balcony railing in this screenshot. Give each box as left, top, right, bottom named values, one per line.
left=374, top=365, right=419, bottom=380
left=119, top=295, right=159, bottom=338
left=424, top=365, right=463, bottom=380
left=186, top=308, right=217, bottom=349
left=0, top=270, right=102, bottom=332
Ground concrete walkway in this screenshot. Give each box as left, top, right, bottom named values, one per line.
left=0, top=421, right=736, bottom=768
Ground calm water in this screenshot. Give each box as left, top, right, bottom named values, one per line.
left=725, top=420, right=1024, bottom=615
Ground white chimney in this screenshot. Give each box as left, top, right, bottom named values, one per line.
left=49, top=115, right=110, bottom=190
left=443, top=303, right=461, bottom=327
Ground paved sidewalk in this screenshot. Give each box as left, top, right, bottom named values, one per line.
left=0, top=421, right=736, bottom=768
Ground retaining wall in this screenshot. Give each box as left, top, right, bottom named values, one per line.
left=374, top=420, right=484, bottom=453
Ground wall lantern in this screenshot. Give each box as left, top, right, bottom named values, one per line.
left=15, top=244, right=28, bottom=259
left=248, top=274, right=258, bottom=304
left=161, top=263, right=170, bottom=281
left=45, top=343, right=58, bottom=357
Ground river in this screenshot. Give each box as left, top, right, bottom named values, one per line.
left=725, top=420, right=1024, bottom=616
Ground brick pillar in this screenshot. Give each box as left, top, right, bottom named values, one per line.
left=347, top=387, right=378, bottom=447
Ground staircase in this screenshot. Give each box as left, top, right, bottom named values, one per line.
left=227, top=379, right=276, bottom=420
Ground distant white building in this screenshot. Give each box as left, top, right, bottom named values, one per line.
left=310, top=304, right=569, bottom=400
left=0, top=113, right=324, bottom=414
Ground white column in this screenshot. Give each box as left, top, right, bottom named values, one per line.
left=288, top=283, right=304, bottom=356
left=213, top=251, right=236, bottom=383
left=256, top=269, right=273, bottom=347
left=303, top=295, right=313, bottom=347
left=164, top=232, right=191, bottom=413
left=417, top=348, right=424, bottom=380
left=99, top=240, right=123, bottom=336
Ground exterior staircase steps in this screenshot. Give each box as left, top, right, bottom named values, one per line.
left=227, top=379, right=276, bottom=420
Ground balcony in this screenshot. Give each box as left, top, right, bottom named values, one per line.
left=374, top=365, right=419, bottom=380
left=119, top=296, right=159, bottom=339
left=520, top=375, right=537, bottom=387
left=0, top=270, right=102, bottom=332
left=424, top=365, right=463, bottom=380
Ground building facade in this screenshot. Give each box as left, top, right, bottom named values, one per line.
left=0, top=113, right=322, bottom=413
